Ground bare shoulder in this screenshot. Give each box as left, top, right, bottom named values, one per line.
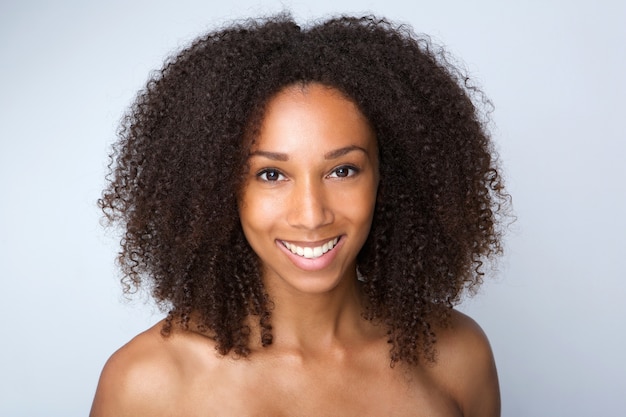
left=428, top=310, right=501, bottom=417
left=90, top=321, right=216, bottom=417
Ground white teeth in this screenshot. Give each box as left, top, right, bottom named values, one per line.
left=283, top=237, right=339, bottom=259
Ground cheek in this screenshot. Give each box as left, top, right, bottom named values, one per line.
left=239, top=189, right=282, bottom=236
left=238, top=203, right=265, bottom=258
left=238, top=189, right=257, bottom=236
left=340, top=183, right=378, bottom=226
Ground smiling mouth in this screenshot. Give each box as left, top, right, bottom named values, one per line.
left=281, top=237, right=340, bottom=259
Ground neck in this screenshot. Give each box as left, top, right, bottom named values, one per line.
left=258, top=270, right=372, bottom=354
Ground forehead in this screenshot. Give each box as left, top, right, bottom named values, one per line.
left=252, top=83, right=377, bottom=153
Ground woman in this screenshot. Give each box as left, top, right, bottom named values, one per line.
left=91, top=14, right=508, bottom=416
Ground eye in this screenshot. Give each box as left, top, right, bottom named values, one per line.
left=257, top=169, right=285, bottom=182
left=328, top=165, right=359, bottom=179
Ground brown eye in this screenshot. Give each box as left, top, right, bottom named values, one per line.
left=329, top=165, right=358, bottom=178
left=257, top=169, right=284, bottom=182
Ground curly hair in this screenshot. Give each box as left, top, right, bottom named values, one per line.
left=100, top=14, right=508, bottom=365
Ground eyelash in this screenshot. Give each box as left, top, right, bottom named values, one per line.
left=328, top=165, right=359, bottom=178
left=255, top=165, right=360, bottom=182
left=256, top=169, right=285, bottom=182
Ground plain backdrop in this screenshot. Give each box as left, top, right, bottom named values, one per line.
left=1, top=0, right=624, bottom=416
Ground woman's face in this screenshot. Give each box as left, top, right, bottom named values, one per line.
left=239, top=84, right=379, bottom=295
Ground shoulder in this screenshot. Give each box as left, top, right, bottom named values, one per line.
left=89, top=321, right=215, bottom=417
left=428, top=310, right=501, bottom=417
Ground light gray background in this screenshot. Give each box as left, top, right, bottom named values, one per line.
left=1, top=0, right=624, bottom=416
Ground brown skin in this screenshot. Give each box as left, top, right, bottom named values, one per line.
left=90, top=311, right=499, bottom=417
left=91, top=85, right=500, bottom=416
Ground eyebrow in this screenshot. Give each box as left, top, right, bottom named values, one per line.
left=248, top=145, right=368, bottom=161
left=324, top=145, right=368, bottom=159
left=248, top=150, right=288, bottom=161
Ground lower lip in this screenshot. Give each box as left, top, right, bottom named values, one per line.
left=276, top=237, right=344, bottom=272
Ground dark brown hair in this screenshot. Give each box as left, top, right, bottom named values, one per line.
left=100, top=14, right=508, bottom=364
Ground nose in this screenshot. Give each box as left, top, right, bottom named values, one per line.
left=286, top=179, right=334, bottom=230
